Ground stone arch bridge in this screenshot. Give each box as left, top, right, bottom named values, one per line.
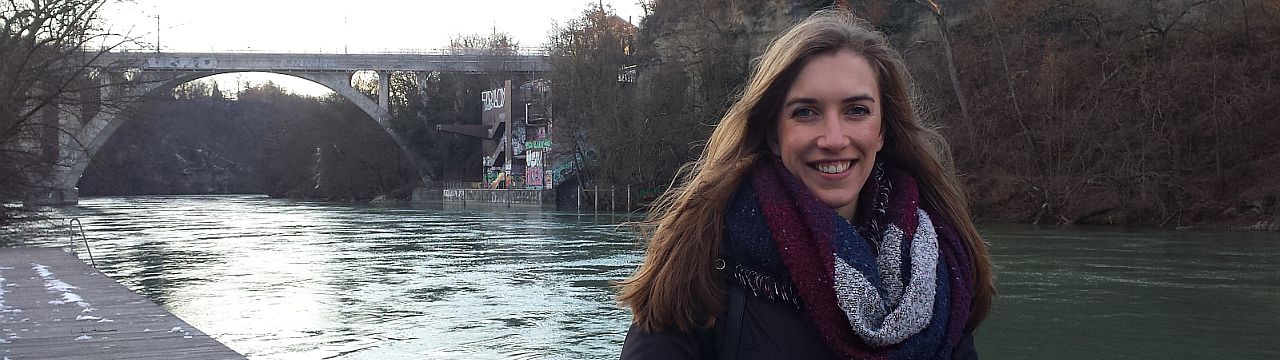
left=26, top=51, right=546, bottom=205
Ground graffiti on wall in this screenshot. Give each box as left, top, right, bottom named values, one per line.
left=146, top=57, right=218, bottom=69
left=525, top=139, right=551, bottom=150
left=142, top=57, right=345, bottom=69
left=526, top=166, right=545, bottom=187
left=274, top=58, right=338, bottom=68
left=482, top=87, right=507, bottom=111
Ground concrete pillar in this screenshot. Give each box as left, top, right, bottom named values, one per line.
left=24, top=187, right=79, bottom=207
left=501, top=80, right=513, bottom=187
left=23, top=104, right=83, bottom=206
left=377, top=71, right=390, bottom=111
left=414, top=71, right=429, bottom=105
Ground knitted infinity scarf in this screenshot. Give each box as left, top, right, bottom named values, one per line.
left=723, top=157, right=974, bottom=359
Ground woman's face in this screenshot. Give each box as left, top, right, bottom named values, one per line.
left=774, top=49, right=884, bottom=220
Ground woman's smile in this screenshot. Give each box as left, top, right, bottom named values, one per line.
left=813, top=159, right=853, bottom=175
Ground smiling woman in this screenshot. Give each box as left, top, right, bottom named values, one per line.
left=617, top=10, right=995, bottom=359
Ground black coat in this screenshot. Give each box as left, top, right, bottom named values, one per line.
left=620, top=284, right=977, bottom=360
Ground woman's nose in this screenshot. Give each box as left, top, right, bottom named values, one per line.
left=816, top=113, right=850, bottom=150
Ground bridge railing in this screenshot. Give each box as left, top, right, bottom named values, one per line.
left=92, top=46, right=551, bottom=57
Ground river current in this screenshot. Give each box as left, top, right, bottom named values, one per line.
left=8, top=195, right=1280, bottom=359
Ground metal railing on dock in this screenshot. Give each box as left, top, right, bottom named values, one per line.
left=573, top=184, right=662, bottom=213
left=67, top=218, right=96, bottom=267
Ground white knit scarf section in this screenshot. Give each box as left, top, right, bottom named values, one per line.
left=832, top=208, right=939, bottom=346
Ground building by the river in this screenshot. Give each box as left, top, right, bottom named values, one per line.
left=435, top=79, right=570, bottom=207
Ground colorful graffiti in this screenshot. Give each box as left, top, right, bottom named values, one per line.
left=526, top=166, right=545, bottom=187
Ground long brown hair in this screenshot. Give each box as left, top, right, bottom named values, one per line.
left=617, top=9, right=994, bottom=333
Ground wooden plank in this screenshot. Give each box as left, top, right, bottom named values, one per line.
left=0, top=247, right=245, bottom=359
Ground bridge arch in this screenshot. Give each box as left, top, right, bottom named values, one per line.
left=64, top=69, right=427, bottom=195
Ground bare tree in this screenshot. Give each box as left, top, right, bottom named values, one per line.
left=914, top=0, right=975, bottom=137
left=547, top=3, right=637, bottom=186
left=1, top=0, right=142, bottom=223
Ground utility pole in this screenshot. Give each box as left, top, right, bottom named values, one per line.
left=154, top=4, right=161, bottom=52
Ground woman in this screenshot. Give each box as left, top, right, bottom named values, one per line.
left=618, top=10, right=994, bottom=359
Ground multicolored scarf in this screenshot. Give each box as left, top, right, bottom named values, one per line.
left=723, top=157, right=974, bottom=359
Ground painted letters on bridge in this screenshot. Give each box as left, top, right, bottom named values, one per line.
left=146, top=57, right=218, bottom=69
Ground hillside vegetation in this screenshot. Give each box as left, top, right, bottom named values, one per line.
left=80, top=0, right=1280, bottom=228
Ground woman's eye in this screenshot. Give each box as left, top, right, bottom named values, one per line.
left=847, top=106, right=871, bottom=116
left=791, top=108, right=818, bottom=119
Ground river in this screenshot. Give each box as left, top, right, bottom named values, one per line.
left=8, top=195, right=1279, bottom=359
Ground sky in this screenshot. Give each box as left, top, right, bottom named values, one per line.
left=99, top=0, right=647, bottom=95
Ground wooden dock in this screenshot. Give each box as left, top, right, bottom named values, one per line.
left=0, top=247, right=245, bottom=359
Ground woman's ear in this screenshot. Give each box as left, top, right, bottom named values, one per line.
left=877, top=125, right=887, bottom=152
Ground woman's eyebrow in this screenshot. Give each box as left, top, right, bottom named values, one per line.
left=784, top=94, right=875, bottom=107
left=843, top=94, right=876, bottom=103
left=783, top=97, right=818, bottom=107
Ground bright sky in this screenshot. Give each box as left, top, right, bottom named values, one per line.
left=100, top=0, right=647, bottom=95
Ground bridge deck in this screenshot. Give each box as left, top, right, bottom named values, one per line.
left=0, top=247, right=244, bottom=359
left=97, top=51, right=549, bottom=73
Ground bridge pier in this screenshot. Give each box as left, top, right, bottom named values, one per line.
left=378, top=70, right=390, bottom=111
left=23, top=187, right=79, bottom=207
left=18, top=96, right=99, bottom=207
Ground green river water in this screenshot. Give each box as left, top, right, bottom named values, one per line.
left=5, top=195, right=1277, bottom=359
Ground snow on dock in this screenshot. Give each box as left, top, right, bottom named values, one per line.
left=0, top=247, right=244, bottom=359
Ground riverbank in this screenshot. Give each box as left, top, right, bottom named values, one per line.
left=959, top=167, right=1280, bottom=231
left=13, top=190, right=1276, bottom=232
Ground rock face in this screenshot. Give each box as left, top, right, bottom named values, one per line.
left=78, top=101, right=264, bottom=196
left=631, top=0, right=939, bottom=121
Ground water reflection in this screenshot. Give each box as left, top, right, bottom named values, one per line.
left=32, top=195, right=640, bottom=359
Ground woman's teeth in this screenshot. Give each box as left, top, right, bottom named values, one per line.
left=815, top=161, right=851, bottom=174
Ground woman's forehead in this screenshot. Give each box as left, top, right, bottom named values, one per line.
left=784, top=50, right=880, bottom=102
